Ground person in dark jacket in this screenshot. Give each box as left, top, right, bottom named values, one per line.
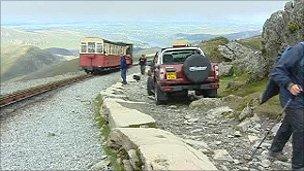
left=268, top=41, right=304, bottom=170
left=120, top=55, right=128, bottom=85
left=139, top=54, right=147, bottom=75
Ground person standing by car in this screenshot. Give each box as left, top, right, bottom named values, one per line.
left=268, top=41, right=304, bottom=170
left=139, top=54, right=147, bottom=75
left=120, top=55, right=128, bottom=85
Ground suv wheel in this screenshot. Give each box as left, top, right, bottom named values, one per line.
left=155, top=85, right=167, bottom=105
left=203, top=89, right=218, bottom=98
left=147, top=76, right=154, bottom=96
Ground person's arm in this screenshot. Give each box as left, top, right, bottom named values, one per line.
left=271, top=43, right=303, bottom=94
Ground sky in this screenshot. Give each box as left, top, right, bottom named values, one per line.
left=1, top=1, right=288, bottom=25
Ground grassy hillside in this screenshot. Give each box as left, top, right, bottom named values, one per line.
left=22, top=58, right=81, bottom=80
left=219, top=74, right=281, bottom=119
left=1, top=45, right=62, bottom=82
left=236, top=36, right=262, bottom=50
left=200, top=36, right=229, bottom=62
left=45, top=47, right=75, bottom=56
left=0, top=44, right=80, bottom=82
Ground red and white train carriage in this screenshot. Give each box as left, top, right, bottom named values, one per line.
left=79, top=37, right=133, bottom=74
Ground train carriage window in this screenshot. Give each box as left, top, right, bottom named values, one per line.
left=88, top=42, right=95, bottom=53
left=96, top=43, right=103, bottom=53
left=109, top=45, right=112, bottom=55
left=115, top=45, right=118, bottom=55
left=81, top=43, right=87, bottom=53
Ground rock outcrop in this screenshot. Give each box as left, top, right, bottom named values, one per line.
left=218, top=41, right=267, bottom=81
left=262, top=0, right=304, bottom=68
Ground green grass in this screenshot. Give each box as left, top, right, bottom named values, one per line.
left=94, top=94, right=124, bottom=171
left=236, top=36, right=262, bottom=50
left=200, top=36, right=229, bottom=63
left=22, top=58, right=82, bottom=80
left=219, top=74, right=282, bottom=119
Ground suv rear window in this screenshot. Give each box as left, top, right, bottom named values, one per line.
left=162, top=49, right=201, bottom=64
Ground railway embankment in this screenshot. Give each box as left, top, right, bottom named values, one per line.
left=98, top=73, right=217, bottom=170
left=0, top=71, right=85, bottom=96
left=98, top=70, right=293, bottom=170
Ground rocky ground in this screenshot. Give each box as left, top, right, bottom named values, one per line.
left=0, top=67, right=137, bottom=170
left=119, top=72, right=293, bottom=171
left=0, top=71, right=84, bottom=96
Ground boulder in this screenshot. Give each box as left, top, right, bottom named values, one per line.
left=189, top=98, right=222, bottom=109
left=262, top=0, right=304, bottom=71
left=213, top=149, right=234, bottom=162
left=238, top=104, right=254, bottom=121
left=218, top=63, right=233, bottom=77
left=90, top=161, right=107, bottom=171
left=218, top=41, right=267, bottom=81
left=248, top=135, right=259, bottom=143
left=206, top=106, right=234, bottom=120
left=236, top=118, right=252, bottom=132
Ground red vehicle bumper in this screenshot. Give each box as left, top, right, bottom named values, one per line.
left=159, top=82, right=219, bottom=92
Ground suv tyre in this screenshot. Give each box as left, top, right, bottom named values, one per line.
left=147, top=76, right=154, bottom=96
left=203, top=89, right=218, bottom=98
left=155, top=84, right=167, bottom=105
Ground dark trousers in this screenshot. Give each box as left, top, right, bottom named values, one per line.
left=121, top=68, right=127, bottom=84
left=140, top=65, right=146, bottom=75
left=270, top=108, right=304, bottom=169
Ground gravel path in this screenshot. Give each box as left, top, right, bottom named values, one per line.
left=120, top=74, right=293, bottom=171
left=0, top=71, right=84, bottom=96
left=0, top=67, right=137, bottom=170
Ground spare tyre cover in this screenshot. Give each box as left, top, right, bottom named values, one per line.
left=183, top=54, right=211, bottom=83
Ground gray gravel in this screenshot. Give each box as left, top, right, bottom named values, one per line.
left=0, top=71, right=84, bottom=96
left=0, top=67, right=137, bottom=170
left=120, top=74, right=293, bottom=171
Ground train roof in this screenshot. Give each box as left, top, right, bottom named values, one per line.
left=81, top=37, right=133, bottom=46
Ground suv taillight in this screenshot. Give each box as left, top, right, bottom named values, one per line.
left=213, top=65, right=219, bottom=77
left=160, top=67, right=166, bottom=80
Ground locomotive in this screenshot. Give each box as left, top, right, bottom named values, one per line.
left=79, top=37, right=133, bottom=74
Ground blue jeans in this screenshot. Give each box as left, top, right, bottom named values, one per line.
left=121, top=68, right=127, bottom=84
left=270, top=108, right=304, bottom=169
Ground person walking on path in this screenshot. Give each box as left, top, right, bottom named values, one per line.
left=120, top=55, right=128, bottom=85
left=268, top=41, right=304, bottom=170
left=139, top=54, right=147, bottom=75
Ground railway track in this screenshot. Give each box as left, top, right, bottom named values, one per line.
left=0, top=74, right=93, bottom=108
left=0, top=62, right=145, bottom=108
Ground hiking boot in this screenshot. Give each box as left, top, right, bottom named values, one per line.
left=268, top=151, right=288, bottom=162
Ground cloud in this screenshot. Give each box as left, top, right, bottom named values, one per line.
left=1, top=1, right=287, bottom=24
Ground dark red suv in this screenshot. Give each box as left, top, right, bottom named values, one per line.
left=147, top=46, right=219, bottom=105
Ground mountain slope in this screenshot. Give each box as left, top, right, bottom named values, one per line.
left=1, top=45, right=62, bottom=82
left=22, top=58, right=81, bottom=80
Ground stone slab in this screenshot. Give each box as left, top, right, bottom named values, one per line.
left=109, top=128, right=217, bottom=170
left=102, top=98, right=155, bottom=128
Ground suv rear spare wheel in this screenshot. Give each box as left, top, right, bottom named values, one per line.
left=183, top=54, right=211, bottom=83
